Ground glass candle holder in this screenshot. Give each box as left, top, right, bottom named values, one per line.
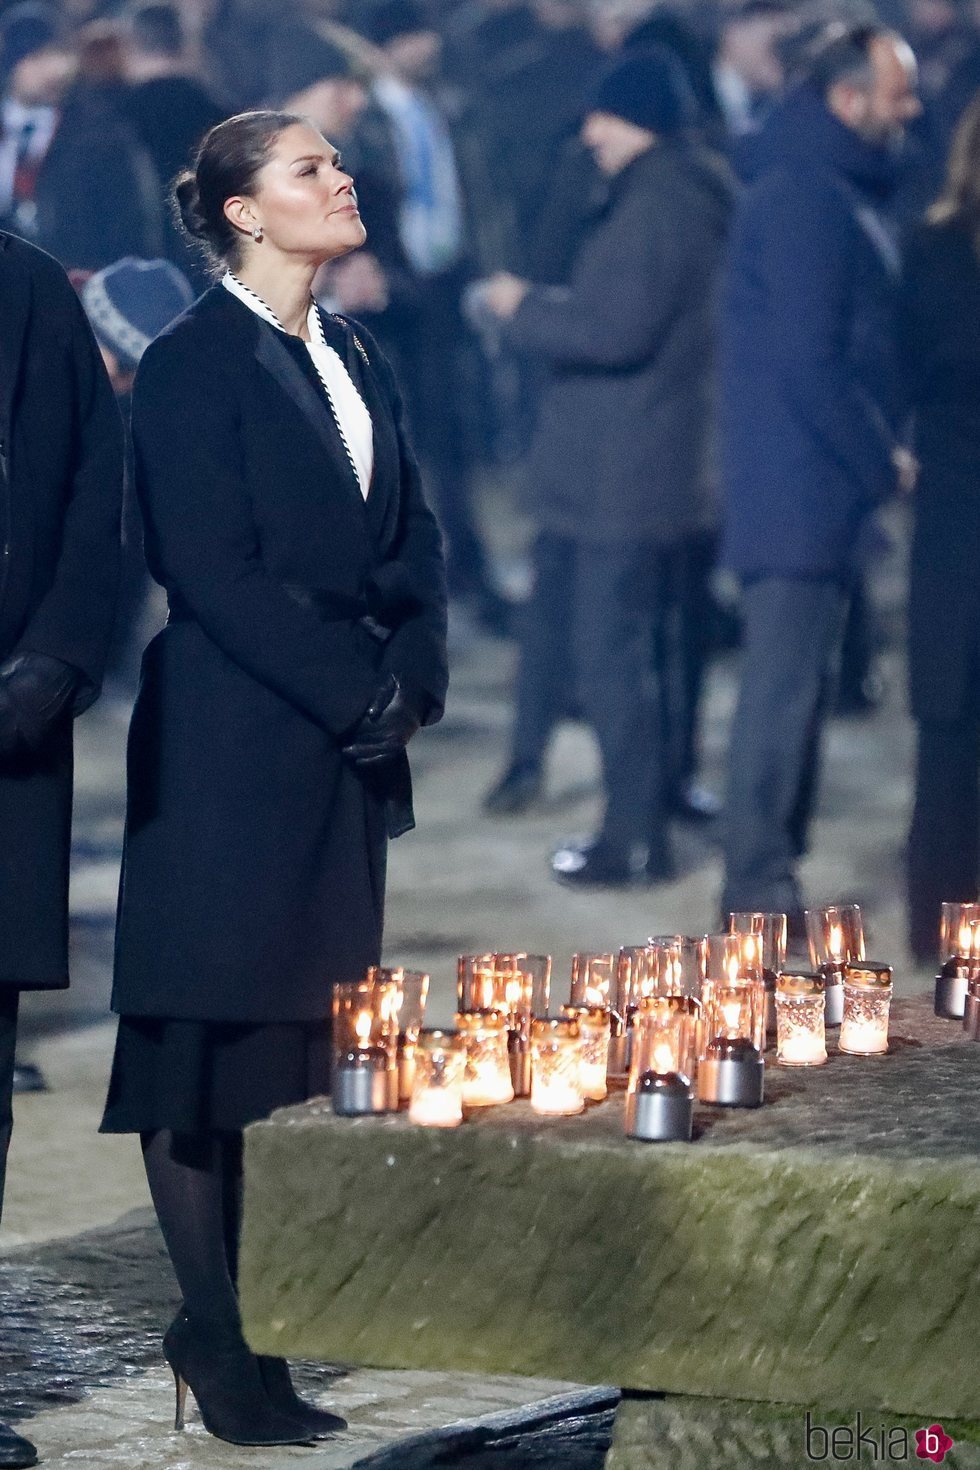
left=805, top=906, right=864, bottom=1028
left=705, top=932, right=757, bottom=986
left=647, top=936, right=706, bottom=1002
left=457, top=954, right=498, bottom=1013
left=332, top=977, right=399, bottom=1107
left=409, top=1029, right=466, bottom=1127
left=456, top=1009, right=515, bottom=1106
left=561, top=1003, right=610, bottom=1100
left=506, top=953, right=552, bottom=1096
left=774, top=972, right=828, bottom=1067
left=368, top=966, right=430, bottom=1104
left=631, top=996, right=700, bottom=1086
left=611, top=947, right=652, bottom=1075
left=937, top=904, right=980, bottom=1018
left=700, top=976, right=766, bottom=1059
left=530, top=1017, right=585, bottom=1116
left=729, top=913, right=787, bottom=1033
left=570, top=952, right=615, bottom=1010
left=838, top=963, right=892, bottom=1056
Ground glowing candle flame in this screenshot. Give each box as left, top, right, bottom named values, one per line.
left=961, top=923, right=975, bottom=958
left=829, top=923, right=844, bottom=961
left=721, top=997, right=743, bottom=1035
left=725, top=954, right=741, bottom=987
left=355, top=1009, right=373, bottom=1047
left=585, top=983, right=607, bottom=1006
left=652, top=1039, right=676, bottom=1074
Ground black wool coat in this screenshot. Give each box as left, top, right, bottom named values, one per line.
left=0, top=234, right=124, bottom=990
left=901, top=220, right=980, bottom=722
left=506, top=141, right=733, bottom=548
left=111, top=286, right=448, bottom=1024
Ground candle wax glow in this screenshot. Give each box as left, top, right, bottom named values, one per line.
left=580, top=1062, right=607, bottom=1101
left=409, top=1088, right=462, bottom=1127
left=778, top=1032, right=827, bottom=1066
left=839, top=1017, right=888, bottom=1055
left=463, top=1057, right=514, bottom=1106
left=531, top=1077, right=584, bottom=1115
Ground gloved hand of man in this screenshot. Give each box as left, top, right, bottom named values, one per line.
left=0, top=653, right=79, bottom=754
left=342, top=674, right=421, bottom=767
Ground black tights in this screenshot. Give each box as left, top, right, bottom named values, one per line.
left=141, top=1129, right=244, bottom=1336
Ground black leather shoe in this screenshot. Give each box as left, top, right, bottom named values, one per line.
left=0, top=1423, right=38, bottom=1468
left=552, top=837, right=636, bottom=888
left=257, top=1357, right=347, bottom=1439
left=163, top=1314, right=314, bottom=1446
left=483, top=762, right=542, bottom=816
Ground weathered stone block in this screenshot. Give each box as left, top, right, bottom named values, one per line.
left=240, top=997, right=980, bottom=1420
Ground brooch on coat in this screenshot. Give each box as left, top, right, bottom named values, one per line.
left=333, top=314, right=370, bottom=366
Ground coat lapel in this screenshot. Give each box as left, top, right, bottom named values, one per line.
left=318, top=312, right=402, bottom=552
left=252, top=317, right=369, bottom=522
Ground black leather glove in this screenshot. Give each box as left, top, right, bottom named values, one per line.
left=0, top=653, right=79, bottom=754
left=342, top=674, right=421, bottom=767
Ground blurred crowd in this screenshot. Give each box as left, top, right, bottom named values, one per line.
left=0, top=0, right=977, bottom=950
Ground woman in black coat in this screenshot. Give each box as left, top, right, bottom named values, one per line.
left=903, top=95, right=980, bottom=963
left=101, top=111, right=448, bottom=1445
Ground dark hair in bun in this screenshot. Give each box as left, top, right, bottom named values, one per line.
left=173, top=109, right=304, bottom=270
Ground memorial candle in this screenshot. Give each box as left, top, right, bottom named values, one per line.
left=937, top=903, right=980, bottom=1019
left=561, top=1004, right=610, bottom=1100
left=839, top=964, right=892, bottom=1055
left=409, top=1030, right=465, bottom=1127
left=774, top=973, right=827, bottom=1067
left=530, top=1017, right=585, bottom=1116
left=456, top=1009, right=514, bottom=1106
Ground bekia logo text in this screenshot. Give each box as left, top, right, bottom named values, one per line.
left=805, top=1411, right=954, bottom=1462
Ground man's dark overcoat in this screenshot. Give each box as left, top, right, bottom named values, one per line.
left=0, top=234, right=124, bottom=990
left=901, top=219, right=980, bottom=720
left=111, top=286, right=448, bottom=1024
left=506, top=140, right=733, bottom=547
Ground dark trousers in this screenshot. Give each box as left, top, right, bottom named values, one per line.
left=908, top=722, right=980, bottom=960
left=0, top=990, right=18, bottom=1224
left=511, top=532, right=665, bottom=850
left=652, top=531, right=717, bottom=799
left=723, top=577, right=846, bottom=915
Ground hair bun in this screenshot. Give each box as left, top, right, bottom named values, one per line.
left=173, top=171, right=209, bottom=242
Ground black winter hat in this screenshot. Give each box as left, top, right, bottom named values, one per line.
left=588, top=46, right=697, bottom=136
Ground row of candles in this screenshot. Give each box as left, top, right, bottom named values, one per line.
left=331, top=904, right=898, bottom=1142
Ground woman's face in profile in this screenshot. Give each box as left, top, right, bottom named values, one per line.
left=239, top=121, right=367, bottom=265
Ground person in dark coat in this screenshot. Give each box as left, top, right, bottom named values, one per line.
left=719, top=25, right=921, bottom=922
left=479, top=50, right=734, bottom=885
left=902, top=93, right=980, bottom=962
left=0, top=233, right=123, bottom=1470
left=100, top=110, right=447, bottom=1447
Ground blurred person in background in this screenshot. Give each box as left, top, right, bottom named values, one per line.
left=902, top=93, right=980, bottom=962
left=35, top=20, right=163, bottom=269
left=361, top=0, right=512, bottom=633
left=79, top=256, right=195, bottom=691
left=122, top=1, right=225, bottom=286
left=0, top=2, right=69, bottom=241
left=0, top=229, right=123, bottom=1470
left=712, top=0, right=798, bottom=164
left=719, top=24, right=920, bottom=923
left=479, top=49, right=733, bottom=886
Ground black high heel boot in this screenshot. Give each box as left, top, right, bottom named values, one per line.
left=257, top=1356, right=348, bottom=1438
left=162, top=1314, right=314, bottom=1446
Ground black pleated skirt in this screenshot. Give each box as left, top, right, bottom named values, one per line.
left=100, top=1016, right=332, bottom=1135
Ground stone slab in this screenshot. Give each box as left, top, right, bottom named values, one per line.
left=241, top=996, right=980, bottom=1421
left=606, top=1394, right=980, bottom=1470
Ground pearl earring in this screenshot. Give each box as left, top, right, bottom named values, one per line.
left=252, top=225, right=263, bottom=242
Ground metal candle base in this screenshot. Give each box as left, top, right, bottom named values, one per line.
left=964, top=990, right=980, bottom=1041
left=818, top=967, right=845, bottom=1027
left=607, top=1030, right=629, bottom=1079
left=333, top=1050, right=390, bottom=1116
left=626, top=1072, right=693, bottom=1142
left=698, top=1038, right=764, bottom=1107
left=508, top=1035, right=532, bottom=1097
left=936, top=967, right=970, bottom=1020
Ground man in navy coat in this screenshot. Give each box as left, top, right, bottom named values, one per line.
left=0, top=234, right=123, bottom=1469
left=719, top=25, right=920, bottom=921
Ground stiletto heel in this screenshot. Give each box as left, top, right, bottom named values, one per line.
left=172, top=1367, right=188, bottom=1431
left=162, top=1314, right=313, bottom=1446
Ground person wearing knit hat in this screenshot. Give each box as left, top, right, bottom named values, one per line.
left=266, top=23, right=368, bottom=136
left=588, top=47, right=698, bottom=139
left=81, top=256, right=194, bottom=395
left=478, top=46, right=734, bottom=883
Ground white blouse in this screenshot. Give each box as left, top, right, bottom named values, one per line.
left=221, top=272, right=374, bottom=500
